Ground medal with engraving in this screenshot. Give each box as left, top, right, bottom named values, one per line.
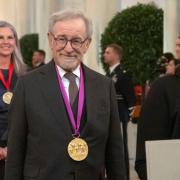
left=56, top=65, right=88, bottom=161
left=2, top=91, right=13, bottom=104
left=68, top=137, right=88, bottom=161
left=0, top=63, right=14, bottom=104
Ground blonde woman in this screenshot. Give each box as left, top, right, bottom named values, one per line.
left=0, top=21, right=26, bottom=179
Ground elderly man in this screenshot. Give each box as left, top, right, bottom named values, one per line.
left=5, top=10, right=126, bottom=180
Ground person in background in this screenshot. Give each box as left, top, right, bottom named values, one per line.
left=32, top=49, right=46, bottom=68
left=135, top=37, right=180, bottom=180
left=157, top=52, right=176, bottom=76
left=104, top=44, right=136, bottom=180
left=0, top=21, right=26, bottom=180
left=5, top=9, right=126, bottom=180
left=145, top=52, right=179, bottom=98
left=165, top=58, right=176, bottom=75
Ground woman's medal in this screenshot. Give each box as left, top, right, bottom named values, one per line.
left=2, top=91, right=13, bottom=104
left=0, top=63, right=14, bottom=104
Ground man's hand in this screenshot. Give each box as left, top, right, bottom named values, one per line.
left=0, top=147, right=7, bottom=160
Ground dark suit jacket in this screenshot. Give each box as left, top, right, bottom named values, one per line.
left=5, top=61, right=126, bottom=180
left=107, top=65, right=135, bottom=122
left=135, top=74, right=180, bottom=180
left=0, top=71, right=17, bottom=146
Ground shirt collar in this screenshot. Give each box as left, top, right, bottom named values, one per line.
left=109, top=62, right=120, bottom=73
left=56, top=65, right=80, bottom=79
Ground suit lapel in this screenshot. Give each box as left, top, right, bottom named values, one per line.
left=36, top=62, right=99, bottom=137
left=37, top=61, right=72, bottom=138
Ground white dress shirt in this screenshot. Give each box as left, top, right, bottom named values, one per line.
left=56, top=65, right=80, bottom=101
left=109, top=62, right=120, bottom=73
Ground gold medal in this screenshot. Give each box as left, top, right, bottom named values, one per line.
left=2, top=91, right=13, bottom=104
left=67, top=137, right=88, bottom=161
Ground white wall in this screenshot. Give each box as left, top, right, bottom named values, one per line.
left=0, top=0, right=28, bottom=36
left=121, top=0, right=165, bottom=9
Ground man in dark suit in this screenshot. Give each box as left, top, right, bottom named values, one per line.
left=5, top=10, right=126, bottom=180
left=104, top=44, right=136, bottom=180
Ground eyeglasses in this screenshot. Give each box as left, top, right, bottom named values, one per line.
left=50, top=32, right=88, bottom=50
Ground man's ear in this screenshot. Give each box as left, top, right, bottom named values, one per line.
left=83, top=38, right=91, bottom=52
left=47, top=32, right=53, bottom=50
left=86, top=38, right=91, bottom=47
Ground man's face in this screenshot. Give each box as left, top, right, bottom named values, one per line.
left=32, top=52, right=44, bottom=67
left=175, top=38, right=180, bottom=59
left=48, top=18, right=90, bottom=71
left=103, top=47, right=118, bottom=66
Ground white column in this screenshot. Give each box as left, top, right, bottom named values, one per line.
left=35, top=0, right=52, bottom=62
left=61, top=0, right=86, bottom=11
left=177, top=1, right=180, bottom=35
left=26, top=0, right=36, bottom=33
left=164, top=0, right=178, bottom=54
left=31, top=0, right=62, bottom=62
left=0, top=0, right=28, bottom=37
left=83, top=0, right=121, bottom=74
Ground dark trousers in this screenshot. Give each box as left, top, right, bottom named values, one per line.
left=0, top=160, right=5, bottom=180
left=122, top=120, right=129, bottom=180
left=118, top=103, right=130, bottom=180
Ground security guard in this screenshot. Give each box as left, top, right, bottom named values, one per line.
left=104, top=44, right=136, bottom=180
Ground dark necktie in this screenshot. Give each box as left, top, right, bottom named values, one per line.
left=64, top=72, right=78, bottom=106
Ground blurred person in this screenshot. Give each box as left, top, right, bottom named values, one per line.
left=145, top=52, right=177, bottom=98
left=157, top=52, right=175, bottom=76
left=135, top=52, right=180, bottom=180
left=0, top=21, right=26, bottom=179
left=104, top=44, right=136, bottom=180
left=32, top=49, right=46, bottom=68
left=165, top=59, right=176, bottom=75
left=5, top=10, right=126, bottom=180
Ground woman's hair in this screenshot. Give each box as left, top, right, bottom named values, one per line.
left=48, top=9, right=93, bottom=38
left=0, top=21, right=26, bottom=75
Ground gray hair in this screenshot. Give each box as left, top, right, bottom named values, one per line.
left=48, top=9, right=93, bottom=38
left=0, top=21, right=26, bottom=75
